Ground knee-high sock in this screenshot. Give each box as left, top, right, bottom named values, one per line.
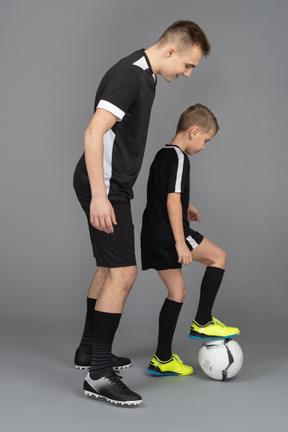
left=194, top=266, right=225, bottom=325
left=90, top=310, right=121, bottom=380
left=155, top=298, right=183, bottom=361
left=79, top=298, right=96, bottom=354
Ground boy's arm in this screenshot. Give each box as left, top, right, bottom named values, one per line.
left=167, top=193, right=193, bottom=265
left=188, top=203, right=200, bottom=222
left=84, top=108, right=118, bottom=234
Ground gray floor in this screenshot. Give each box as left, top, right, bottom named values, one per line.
left=2, top=321, right=287, bottom=432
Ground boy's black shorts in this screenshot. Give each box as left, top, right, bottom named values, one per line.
left=75, top=190, right=136, bottom=268
left=141, top=228, right=204, bottom=271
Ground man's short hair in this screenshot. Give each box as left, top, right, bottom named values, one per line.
left=158, top=20, right=211, bottom=56
left=176, top=104, right=219, bottom=134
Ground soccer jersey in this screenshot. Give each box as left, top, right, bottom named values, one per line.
left=73, top=49, right=157, bottom=202
left=141, top=144, right=191, bottom=246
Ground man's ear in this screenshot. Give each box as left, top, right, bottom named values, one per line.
left=165, top=47, right=176, bottom=58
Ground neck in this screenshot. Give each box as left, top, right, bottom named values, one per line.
left=144, top=44, right=161, bottom=75
left=169, top=133, right=187, bottom=153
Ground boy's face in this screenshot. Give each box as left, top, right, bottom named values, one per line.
left=160, top=45, right=203, bottom=82
left=186, top=128, right=215, bottom=155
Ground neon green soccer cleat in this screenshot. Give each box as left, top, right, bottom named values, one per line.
left=147, top=354, right=194, bottom=376
left=189, top=317, right=240, bottom=340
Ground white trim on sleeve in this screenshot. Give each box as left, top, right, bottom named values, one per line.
left=97, top=100, right=125, bottom=121
left=174, top=147, right=184, bottom=193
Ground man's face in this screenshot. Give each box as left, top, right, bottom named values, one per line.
left=160, top=45, right=203, bottom=82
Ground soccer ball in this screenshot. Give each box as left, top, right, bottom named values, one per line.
left=198, top=339, right=243, bottom=381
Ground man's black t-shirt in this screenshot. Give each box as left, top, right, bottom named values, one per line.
left=73, top=49, right=157, bottom=202
left=141, top=144, right=190, bottom=246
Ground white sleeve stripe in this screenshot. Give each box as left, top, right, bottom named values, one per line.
left=174, top=147, right=184, bottom=192
left=97, top=100, right=125, bottom=121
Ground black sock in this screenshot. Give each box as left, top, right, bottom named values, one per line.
left=194, top=267, right=225, bottom=325
left=155, top=298, right=183, bottom=361
left=90, top=310, right=121, bottom=380
left=79, top=298, right=96, bottom=354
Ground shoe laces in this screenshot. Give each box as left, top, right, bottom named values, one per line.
left=212, top=317, right=224, bottom=326
left=105, top=370, right=127, bottom=389
left=172, top=354, right=183, bottom=365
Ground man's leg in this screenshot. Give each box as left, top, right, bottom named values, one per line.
left=147, top=269, right=193, bottom=376
left=90, top=265, right=137, bottom=378
left=189, top=238, right=239, bottom=338
left=75, top=267, right=131, bottom=369
left=84, top=265, right=142, bottom=406
left=77, top=267, right=108, bottom=355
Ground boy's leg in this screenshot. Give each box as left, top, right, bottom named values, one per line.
left=189, top=238, right=239, bottom=338
left=147, top=269, right=193, bottom=376
left=192, top=238, right=226, bottom=324
left=156, top=269, right=186, bottom=360
left=74, top=267, right=131, bottom=370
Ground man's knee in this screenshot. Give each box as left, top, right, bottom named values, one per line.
left=109, top=266, right=137, bottom=294
left=98, top=266, right=109, bottom=278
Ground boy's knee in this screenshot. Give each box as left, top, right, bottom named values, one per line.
left=217, top=249, right=227, bottom=269
left=169, top=287, right=186, bottom=303
left=181, top=288, right=187, bottom=302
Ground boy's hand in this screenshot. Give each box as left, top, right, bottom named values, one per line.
left=188, top=203, right=200, bottom=222
left=175, top=241, right=193, bottom=265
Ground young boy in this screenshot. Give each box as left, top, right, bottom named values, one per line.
left=141, top=104, right=240, bottom=376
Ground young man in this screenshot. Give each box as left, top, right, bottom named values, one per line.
left=141, top=104, right=240, bottom=376
left=73, top=21, right=211, bottom=406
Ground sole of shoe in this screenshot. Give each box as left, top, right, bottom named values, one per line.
left=147, top=367, right=193, bottom=377
left=75, top=363, right=132, bottom=370
left=84, top=390, right=142, bottom=406
left=189, top=332, right=239, bottom=340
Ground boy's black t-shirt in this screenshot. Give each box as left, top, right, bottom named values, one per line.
left=141, top=144, right=190, bottom=246
left=73, top=49, right=157, bottom=202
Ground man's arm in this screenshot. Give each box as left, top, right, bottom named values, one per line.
left=84, top=108, right=118, bottom=234
left=167, top=193, right=193, bottom=265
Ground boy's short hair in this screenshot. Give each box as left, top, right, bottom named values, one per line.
left=157, top=20, right=211, bottom=56
left=176, top=104, right=219, bottom=134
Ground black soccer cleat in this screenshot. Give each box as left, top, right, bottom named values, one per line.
left=74, top=348, right=132, bottom=370
left=83, top=371, right=142, bottom=406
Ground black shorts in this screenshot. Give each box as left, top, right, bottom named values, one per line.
left=75, top=190, right=136, bottom=268
left=141, top=228, right=203, bottom=271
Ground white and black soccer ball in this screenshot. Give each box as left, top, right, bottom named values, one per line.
left=198, top=339, right=243, bottom=381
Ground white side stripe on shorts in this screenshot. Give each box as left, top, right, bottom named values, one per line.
left=186, top=235, right=199, bottom=250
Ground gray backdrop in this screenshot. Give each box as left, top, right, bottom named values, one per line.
left=1, top=0, right=287, bottom=431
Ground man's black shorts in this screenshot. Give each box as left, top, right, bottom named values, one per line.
left=75, top=190, right=136, bottom=268
left=141, top=228, right=204, bottom=271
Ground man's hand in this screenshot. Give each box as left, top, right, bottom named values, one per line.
left=188, top=203, right=200, bottom=222
left=90, top=196, right=117, bottom=234
left=175, top=241, right=193, bottom=265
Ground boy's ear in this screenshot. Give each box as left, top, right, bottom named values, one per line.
left=189, top=126, right=200, bottom=139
